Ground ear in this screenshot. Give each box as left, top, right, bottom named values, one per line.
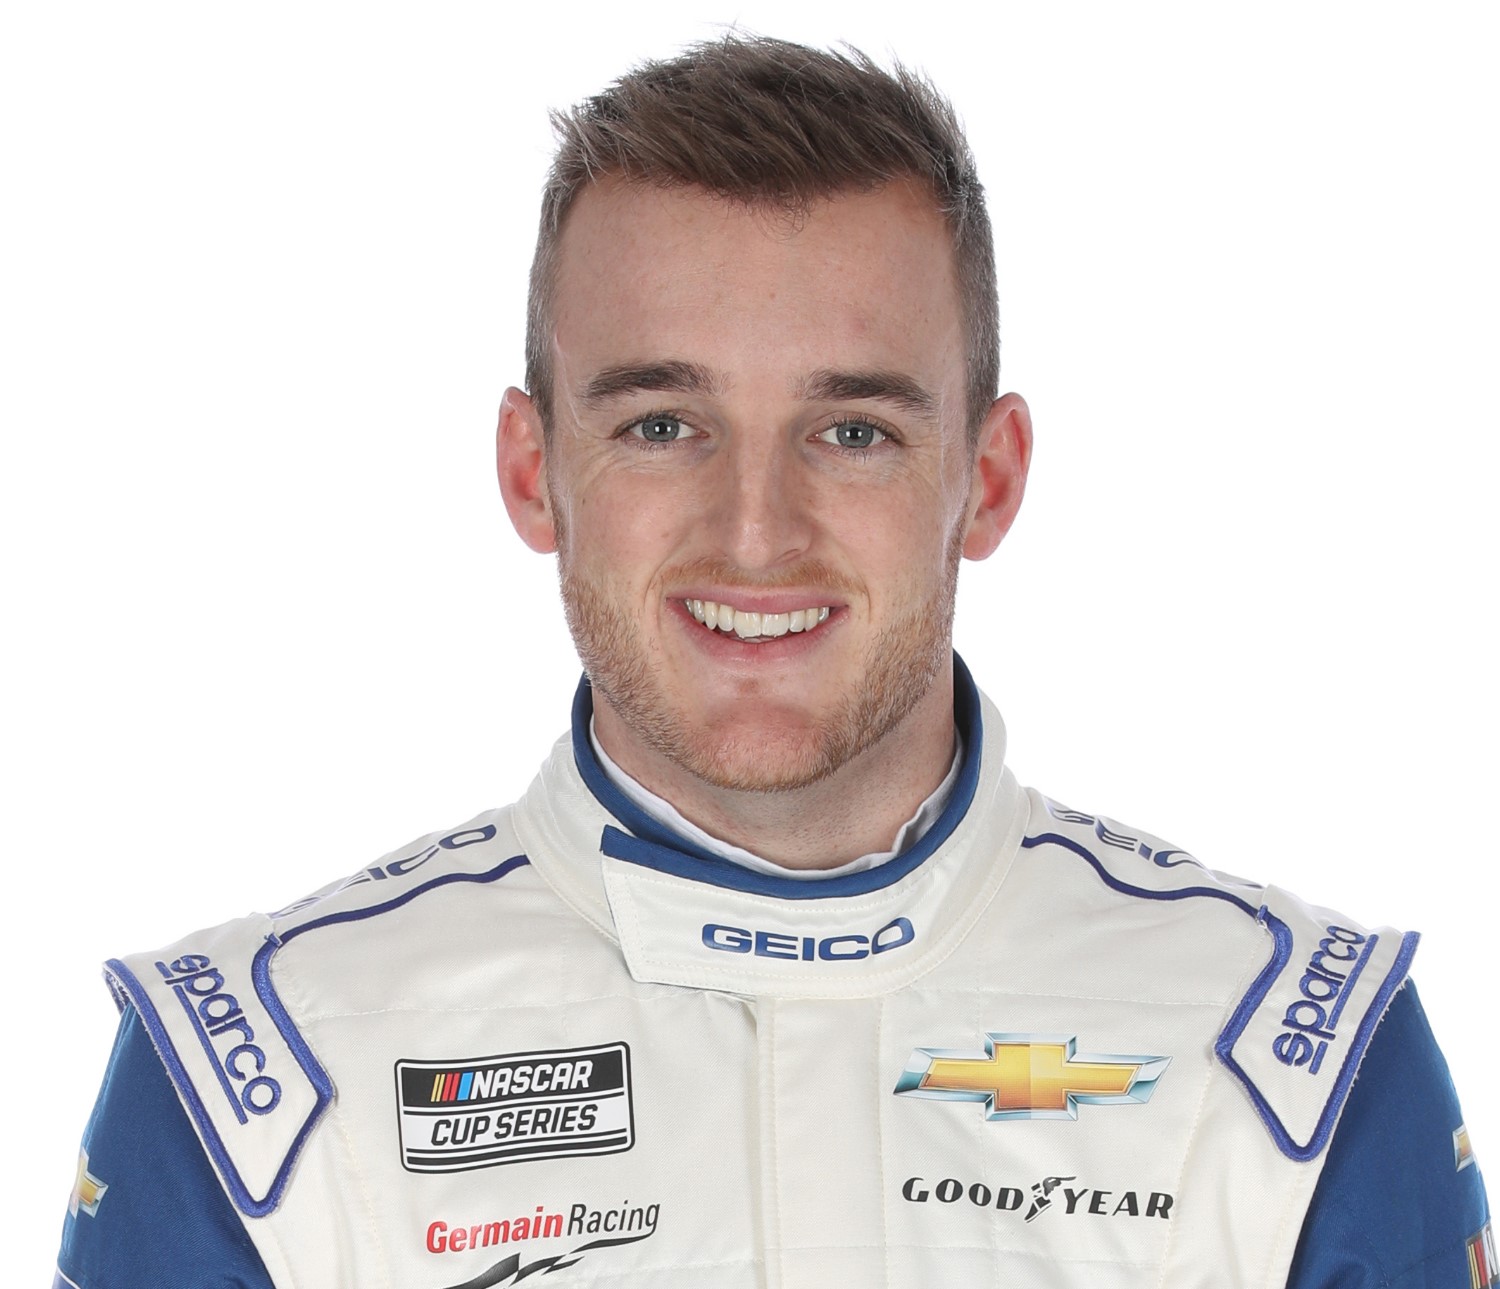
left=962, top=392, right=1033, bottom=560
left=496, top=387, right=557, bottom=554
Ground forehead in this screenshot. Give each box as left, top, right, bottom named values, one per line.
left=548, top=179, right=966, bottom=401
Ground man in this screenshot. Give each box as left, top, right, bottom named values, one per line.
left=57, top=36, right=1489, bottom=1288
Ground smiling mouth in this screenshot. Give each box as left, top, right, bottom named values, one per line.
left=684, top=598, right=833, bottom=642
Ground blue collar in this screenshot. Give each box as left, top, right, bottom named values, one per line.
left=571, top=654, right=984, bottom=901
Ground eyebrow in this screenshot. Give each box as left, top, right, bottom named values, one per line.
left=578, top=361, right=724, bottom=407
left=796, top=368, right=940, bottom=419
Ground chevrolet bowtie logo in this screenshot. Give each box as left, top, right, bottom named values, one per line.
left=68, top=1149, right=108, bottom=1218
left=894, top=1033, right=1170, bottom=1121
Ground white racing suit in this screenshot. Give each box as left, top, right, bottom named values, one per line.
left=57, top=663, right=1492, bottom=1287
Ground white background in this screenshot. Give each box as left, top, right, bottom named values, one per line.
left=4, top=2, right=1496, bottom=1278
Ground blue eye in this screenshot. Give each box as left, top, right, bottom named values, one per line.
left=818, top=421, right=888, bottom=449
left=629, top=416, right=693, bottom=443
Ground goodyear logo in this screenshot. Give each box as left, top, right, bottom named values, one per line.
left=395, top=1043, right=633, bottom=1173
left=894, top=1032, right=1170, bottom=1121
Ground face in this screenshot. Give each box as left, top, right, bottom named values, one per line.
left=501, top=179, right=1027, bottom=796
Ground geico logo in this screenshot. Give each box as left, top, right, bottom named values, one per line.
left=1042, top=802, right=1199, bottom=870
left=701, top=916, right=915, bottom=961
left=272, top=824, right=499, bottom=919
left=901, top=1177, right=1173, bottom=1219
left=1272, top=925, right=1367, bottom=1070
left=156, top=954, right=281, bottom=1118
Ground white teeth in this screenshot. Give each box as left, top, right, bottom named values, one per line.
left=687, top=599, right=833, bottom=640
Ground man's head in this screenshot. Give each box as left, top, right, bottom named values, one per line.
left=498, top=37, right=1030, bottom=838
left=525, top=36, right=999, bottom=441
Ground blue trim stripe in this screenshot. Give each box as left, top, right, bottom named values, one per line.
left=106, top=853, right=530, bottom=1217
left=1214, top=928, right=1420, bottom=1161
left=247, top=937, right=336, bottom=1212
left=1326, top=935, right=1378, bottom=1030
left=580, top=655, right=985, bottom=900
left=102, top=957, right=296, bottom=1218
left=279, top=855, right=531, bottom=943
left=1021, top=828, right=1418, bottom=1162
left=1019, top=832, right=1262, bottom=916
left=1219, top=909, right=1297, bottom=1044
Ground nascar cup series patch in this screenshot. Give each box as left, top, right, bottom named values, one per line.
left=395, top=1042, right=634, bottom=1173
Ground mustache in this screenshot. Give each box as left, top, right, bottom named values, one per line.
left=661, top=556, right=861, bottom=598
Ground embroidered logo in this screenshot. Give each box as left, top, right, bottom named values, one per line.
left=1270, top=924, right=1377, bottom=1075
left=1467, top=1221, right=1498, bottom=1289
left=1456, top=1124, right=1477, bottom=1172
left=68, top=1149, right=108, bottom=1218
left=395, top=1043, right=633, bottom=1173
left=894, top=1033, right=1169, bottom=1121
left=154, top=953, right=281, bottom=1119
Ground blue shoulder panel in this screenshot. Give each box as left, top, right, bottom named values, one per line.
left=1287, top=983, right=1491, bottom=1288
left=57, top=1006, right=275, bottom=1287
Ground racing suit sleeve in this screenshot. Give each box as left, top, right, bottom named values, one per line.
left=1287, top=981, right=1491, bottom=1288
left=56, top=1005, right=275, bottom=1288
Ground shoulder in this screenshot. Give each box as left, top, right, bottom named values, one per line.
left=1019, top=791, right=1275, bottom=918
left=111, top=804, right=538, bottom=1020
left=264, top=805, right=530, bottom=933
left=99, top=806, right=537, bottom=1221
left=1019, top=791, right=1420, bottom=1163
left=1289, top=981, right=1492, bottom=1287
left=57, top=1006, right=274, bottom=1287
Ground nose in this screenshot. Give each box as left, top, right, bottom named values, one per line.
left=706, top=432, right=814, bottom=572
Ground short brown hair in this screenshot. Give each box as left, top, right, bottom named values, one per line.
left=526, top=36, right=998, bottom=439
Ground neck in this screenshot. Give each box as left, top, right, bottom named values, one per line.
left=590, top=672, right=959, bottom=870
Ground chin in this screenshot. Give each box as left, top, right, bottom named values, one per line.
left=561, top=547, right=960, bottom=797
left=662, top=721, right=852, bottom=795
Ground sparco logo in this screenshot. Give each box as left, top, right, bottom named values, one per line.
left=701, top=916, right=914, bottom=961
left=155, top=954, right=280, bottom=1120
left=395, top=1043, right=633, bottom=1173
left=901, top=1175, right=1174, bottom=1221
left=1273, top=925, right=1373, bottom=1074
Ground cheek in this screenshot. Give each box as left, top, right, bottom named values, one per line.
left=856, top=474, right=967, bottom=547
left=560, top=476, right=694, bottom=579
left=851, top=482, right=969, bottom=595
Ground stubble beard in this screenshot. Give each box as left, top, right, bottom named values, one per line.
left=556, top=533, right=962, bottom=795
